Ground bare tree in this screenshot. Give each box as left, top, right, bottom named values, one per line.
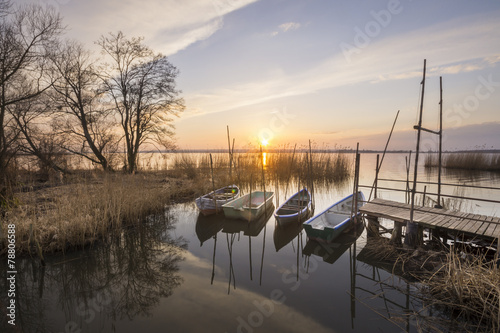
left=0, top=2, right=63, bottom=180
left=96, top=32, right=184, bottom=173
left=10, top=95, right=67, bottom=175
left=49, top=41, right=117, bottom=171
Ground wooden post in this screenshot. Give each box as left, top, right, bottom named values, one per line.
left=390, top=222, right=403, bottom=245
left=436, top=76, right=443, bottom=209
left=422, top=185, right=427, bottom=206
left=210, top=153, right=217, bottom=214
left=227, top=125, right=232, bottom=180
left=366, top=216, right=380, bottom=238
left=260, top=146, right=267, bottom=219
left=406, top=59, right=426, bottom=247
left=368, top=110, right=399, bottom=201
left=308, top=140, right=315, bottom=209
left=405, top=151, right=412, bottom=204
left=374, top=154, right=379, bottom=199
left=351, top=143, right=360, bottom=225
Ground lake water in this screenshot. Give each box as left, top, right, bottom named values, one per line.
left=1, top=153, right=499, bottom=333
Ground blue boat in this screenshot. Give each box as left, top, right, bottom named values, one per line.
left=303, top=192, right=365, bottom=243
left=274, top=188, right=312, bottom=226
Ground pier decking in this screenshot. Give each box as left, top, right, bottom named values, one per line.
left=360, top=198, right=500, bottom=241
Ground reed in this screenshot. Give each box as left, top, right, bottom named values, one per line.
left=1, top=172, right=198, bottom=254
left=169, top=149, right=353, bottom=191
left=364, top=236, right=500, bottom=332
left=425, top=152, right=500, bottom=172
left=423, top=249, right=500, bottom=332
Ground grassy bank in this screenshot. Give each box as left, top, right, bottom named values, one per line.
left=425, top=152, right=500, bottom=172
left=1, top=171, right=199, bottom=255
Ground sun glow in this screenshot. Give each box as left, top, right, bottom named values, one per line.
left=260, top=138, right=269, bottom=147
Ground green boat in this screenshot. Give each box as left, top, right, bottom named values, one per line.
left=303, top=192, right=365, bottom=243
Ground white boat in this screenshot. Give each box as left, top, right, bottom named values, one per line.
left=222, top=191, right=275, bottom=222
left=274, top=188, right=312, bottom=226
left=303, top=192, right=365, bottom=243
left=195, top=185, right=240, bottom=216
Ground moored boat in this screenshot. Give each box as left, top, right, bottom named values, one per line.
left=195, top=185, right=240, bottom=216
left=274, top=188, right=312, bottom=226
left=222, top=191, right=275, bottom=222
left=303, top=191, right=365, bottom=243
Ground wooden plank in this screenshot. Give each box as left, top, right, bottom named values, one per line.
left=456, top=216, right=476, bottom=234
left=466, top=215, right=487, bottom=234
left=362, top=199, right=500, bottom=240
left=483, top=221, right=498, bottom=239
left=431, top=214, right=450, bottom=228
left=476, top=216, right=493, bottom=236
left=419, top=211, right=440, bottom=224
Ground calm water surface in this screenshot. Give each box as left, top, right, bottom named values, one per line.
left=2, top=153, right=499, bottom=333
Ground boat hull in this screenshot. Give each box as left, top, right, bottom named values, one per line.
left=303, top=192, right=365, bottom=243
left=222, top=191, right=275, bottom=221
left=274, top=188, right=312, bottom=227
left=195, top=185, right=239, bottom=216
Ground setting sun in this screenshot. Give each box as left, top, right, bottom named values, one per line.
left=260, top=138, right=269, bottom=147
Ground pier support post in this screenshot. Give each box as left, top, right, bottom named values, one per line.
left=390, top=222, right=403, bottom=245
left=404, top=220, right=423, bottom=248
left=366, top=216, right=380, bottom=238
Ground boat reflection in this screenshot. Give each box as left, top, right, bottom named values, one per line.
left=273, top=220, right=304, bottom=252
left=303, top=222, right=364, bottom=264
left=195, top=213, right=225, bottom=246
left=196, top=205, right=274, bottom=293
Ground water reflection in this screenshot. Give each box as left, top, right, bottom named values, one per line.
left=303, top=222, right=364, bottom=265
left=273, top=221, right=304, bottom=252
left=0, top=212, right=186, bottom=333
left=196, top=206, right=274, bottom=293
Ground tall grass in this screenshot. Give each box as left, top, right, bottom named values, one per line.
left=423, top=250, right=500, bottom=332
left=425, top=152, right=500, bottom=172
left=169, top=150, right=353, bottom=191
left=2, top=172, right=197, bottom=254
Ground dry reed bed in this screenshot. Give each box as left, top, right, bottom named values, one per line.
left=171, top=150, right=353, bottom=188
left=425, top=152, right=500, bottom=171
left=423, top=251, right=500, bottom=333
left=363, top=238, right=500, bottom=332
left=1, top=172, right=198, bottom=254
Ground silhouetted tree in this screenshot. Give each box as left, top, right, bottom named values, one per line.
left=96, top=32, right=184, bottom=173
left=49, top=41, right=118, bottom=171
left=0, top=2, right=63, bottom=180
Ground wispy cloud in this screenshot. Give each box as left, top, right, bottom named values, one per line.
left=39, top=0, right=259, bottom=55
left=182, top=12, right=500, bottom=119
left=270, top=21, right=302, bottom=37
left=279, top=22, right=301, bottom=32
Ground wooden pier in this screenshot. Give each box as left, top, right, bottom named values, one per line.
left=360, top=198, right=500, bottom=243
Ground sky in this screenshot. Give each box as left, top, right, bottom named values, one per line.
left=23, top=0, right=500, bottom=150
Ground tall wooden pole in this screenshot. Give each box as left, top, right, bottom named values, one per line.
left=407, top=59, right=426, bottom=246
left=368, top=110, right=399, bottom=202
left=227, top=125, right=232, bottom=180
left=436, top=76, right=443, bottom=208
left=210, top=153, right=217, bottom=214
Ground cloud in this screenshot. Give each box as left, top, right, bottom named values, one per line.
left=183, top=11, right=500, bottom=118
left=279, top=22, right=301, bottom=32
left=26, top=0, right=260, bottom=55
left=270, top=21, right=302, bottom=37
